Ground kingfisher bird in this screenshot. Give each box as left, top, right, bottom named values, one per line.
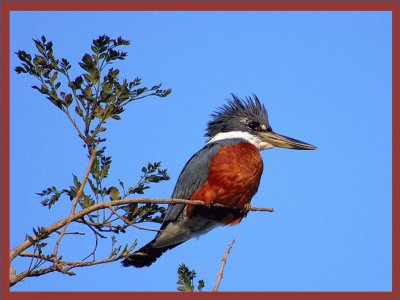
left=122, top=94, right=316, bottom=268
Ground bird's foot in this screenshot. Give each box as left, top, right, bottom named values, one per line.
left=241, top=203, right=251, bottom=214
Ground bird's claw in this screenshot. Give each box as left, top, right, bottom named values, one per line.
left=241, top=203, right=251, bottom=214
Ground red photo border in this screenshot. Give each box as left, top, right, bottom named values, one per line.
left=1, top=1, right=399, bottom=300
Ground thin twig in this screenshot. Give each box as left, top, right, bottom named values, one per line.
left=81, top=228, right=99, bottom=262
left=54, top=230, right=85, bottom=236
left=71, top=146, right=98, bottom=214
left=212, top=239, right=235, bottom=292
left=108, top=206, right=160, bottom=233
left=79, top=217, right=107, bottom=238
left=12, top=241, right=136, bottom=287
left=63, top=108, right=86, bottom=141
left=52, top=146, right=98, bottom=263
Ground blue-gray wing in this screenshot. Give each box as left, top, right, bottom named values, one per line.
left=162, top=142, right=224, bottom=225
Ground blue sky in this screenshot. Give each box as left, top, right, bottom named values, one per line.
left=9, top=10, right=392, bottom=292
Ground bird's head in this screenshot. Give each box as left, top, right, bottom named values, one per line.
left=206, top=94, right=316, bottom=151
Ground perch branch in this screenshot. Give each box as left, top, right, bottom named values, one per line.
left=10, top=198, right=272, bottom=262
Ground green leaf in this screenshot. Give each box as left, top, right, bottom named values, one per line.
left=87, top=177, right=98, bottom=195
left=72, top=174, right=81, bottom=190
left=83, top=86, right=92, bottom=98
left=82, top=195, right=95, bottom=208
left=65, top=94, right=73, bottom=107
left=61, top=58, right=71, bottom=70
left=101, top=163, right=110, bottom=178
left=33, top=38, right=44, bottom=54
left=108, top=186, right=121, bottom=201
left=49, top=71, right=58, bottom=85
left=92, top=69, right=100, bottom=85
left=15, top=66, right=27, bottom=74
left=45, top=41, right=53, bottom=51
left=79, top=53, right=95, bottom=72
left=82, top=53, right=92, bottom=65
left=91, top=45, right=99, bottom=54
left=151, top=83, right=162, bottom=90
left=91, top=157, right=100, bottom=176
left=74, top=76, right=84, bottom=88
left=94, top=106, right=105, bottom=119
left=177, top=263, right=198, bottom=292
left=75, top=105, right=83, bottom=117
left=33, top=55, right=46, bottom=66
left=37, top=185, right=68, bottom=209
left=197, top=280, right=205, bottom=291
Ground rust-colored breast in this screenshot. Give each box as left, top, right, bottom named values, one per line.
left=188, top=142, right=263, bottom=225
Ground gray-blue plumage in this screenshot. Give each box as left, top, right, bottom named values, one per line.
left=162, top=139, right=242, bottom=227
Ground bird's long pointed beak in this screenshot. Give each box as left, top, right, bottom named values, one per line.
left=259, top=131, right=317, bottom=150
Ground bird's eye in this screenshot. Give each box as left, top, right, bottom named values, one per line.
left=248, top=121, right=260, bottom=130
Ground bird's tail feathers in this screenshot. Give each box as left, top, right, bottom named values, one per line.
left=122, top=239, right=182, bottom=268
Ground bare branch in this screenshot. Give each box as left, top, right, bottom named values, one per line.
left=20, top=252, right=55, bottom=263
left=10, top=198, right=272, bottom=263
left=10, top=242, right=136, bottom=287
left=212, top=239, right=235, bottom=292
